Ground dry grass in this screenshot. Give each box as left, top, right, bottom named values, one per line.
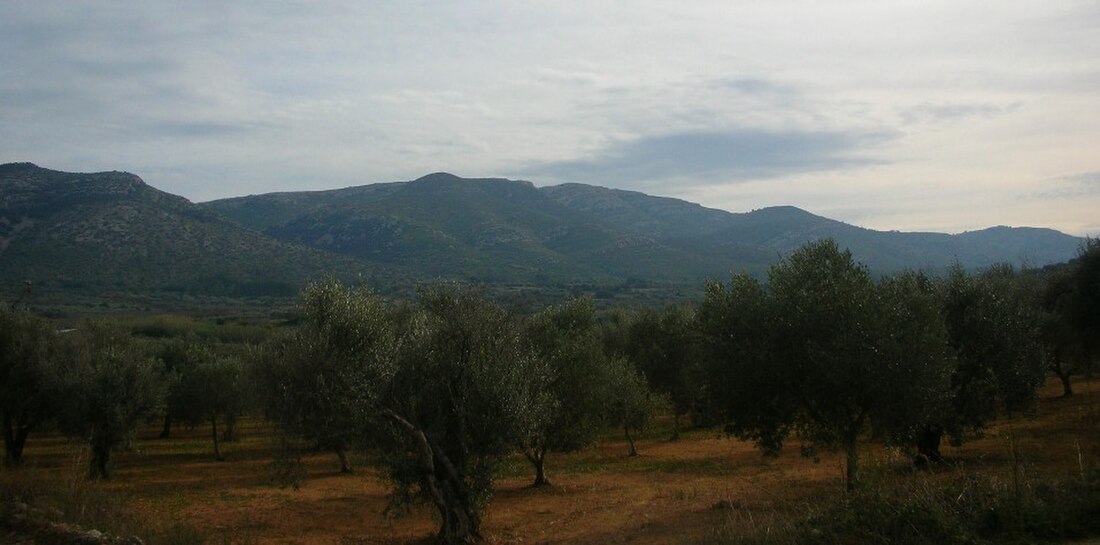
left=3, top=376, right=1098, bottom=545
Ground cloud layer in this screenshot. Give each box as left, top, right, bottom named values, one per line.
left=1, top=1, right=1098, bottom=235
left=521, top=129, right=894, bottom=188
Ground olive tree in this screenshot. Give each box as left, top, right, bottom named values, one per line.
left=1056, top=239, right=1100, bottom=376
left=260, top=280, right=546, bottom=544
left=700, top=240, right=953, bottom=490
left=698, top=272, right=788, bottom=454
left=520, top=298, right=613, bottom=485
left=254, top=280, right=395, bottom=473
left=379, top=284, right=550, bottom=544
left=58, top=324, right=165, bottom=480
left=913, top=265, right=1046, bottom=463
left=155, top=339, right=199, bottom=439
left=603, top=356, right=658, bottom=457
left=625, top=305, right=701, bottom=440
left=176, top=351, right=245, bottom=461
left=1032, top=266, right=1086, bottom=397
left=0, top=307, right=61, bottom=466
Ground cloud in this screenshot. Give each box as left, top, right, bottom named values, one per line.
left=1029, top=171, right=1100, bottom=199
left=708, top=77, right=798, bottom=98
left=899, top=102, right=1018, bottom=125
left=518, top=128, right=895, bottom=188
left=153, top=120, right=271, bottom=139
left=0, top=0, right=1097, bottom=240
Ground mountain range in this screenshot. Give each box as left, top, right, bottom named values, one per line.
left=0, top=163, right=1084, bottom=312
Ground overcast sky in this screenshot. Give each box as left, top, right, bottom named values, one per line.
left=2, top=1, right=1098, bottom=235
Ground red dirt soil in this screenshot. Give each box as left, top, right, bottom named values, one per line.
left=9, top=376, right=1100, bottom=545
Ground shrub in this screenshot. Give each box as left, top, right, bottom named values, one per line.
left=707, top=470, right=1100, bottom=545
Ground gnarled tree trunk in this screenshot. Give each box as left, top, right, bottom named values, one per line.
left=384, top=410, right=482, bottom=544
left=1052, top=359, right=1074, bottom=397
left=523, top=446, right=549, bottom=486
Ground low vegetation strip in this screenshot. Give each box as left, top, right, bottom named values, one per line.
left=709, top=469, right=1100, bottom=545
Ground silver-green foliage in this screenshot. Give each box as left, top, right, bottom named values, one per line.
left=258, top=280, right=551, bottom=544
left=253, top=280, right=396, bottom=472
left=57, top=323, right=165, bottom=480
left=0, top=306, right=61, bottom=466
left=520, top=298, right=613, bottom=484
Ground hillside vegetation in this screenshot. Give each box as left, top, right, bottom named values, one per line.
left=0, top=163, right=381, bottom=312
left=0, top=162, right=1086, bottom=314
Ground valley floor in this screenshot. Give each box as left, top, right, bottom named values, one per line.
left=4, top=376, right=1099, bottom=545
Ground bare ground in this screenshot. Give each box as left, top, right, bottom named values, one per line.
left=6, top=376, right=1099, bottom=545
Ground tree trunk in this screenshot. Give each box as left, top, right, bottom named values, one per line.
left=3, top=414, right=31, bottom=466
left=435, top=476, right=480, bottom=545
left=1058, top=371, right=1074, bottom=397
left=211, top=417, right=224, bottom=461
left=89, top=441, right=111, bottom=480
left=670, top=412, right=681, bottom=441
left=524, top=447, right=549, bottom=487
left=534, top=454, right=548, bottom=486
left=336, top=447, right=353, bottom=474
left=425, top=435, right=481, bottom=544
left=382, top=410, right=481, bottom=544
left=625, top=426, right=638, bottom=456
left=158, top=414, right=172, bottom=439
left=914, top=425, right=945, bottom=466
left=844, top=438, right=859, bottom=492
left=222, top=413, right=237, bottom=442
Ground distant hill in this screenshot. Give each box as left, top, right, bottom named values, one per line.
left=204, top=173, right=748, bottom=284
left=0, top=163, right=1084, bottom=312
left=0, top=163, right=373, bottom=310
left=540, top=184, right=1082, bottom=272
left=205, top=173, right=1084, bottom=281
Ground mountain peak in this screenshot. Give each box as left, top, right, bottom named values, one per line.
left=0, top=162, right=144, bottom=184
left=413, top=172, right=463, bottom=183
left=0, top=162, right=42, bottom=173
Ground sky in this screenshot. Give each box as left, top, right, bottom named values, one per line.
left=1, top=1, right=1098, bottom=236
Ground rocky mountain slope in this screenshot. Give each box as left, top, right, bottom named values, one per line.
left=206, top=173, right=1084, bottom=281
left=1, top=163, right=1083, bottom=311
left=0, top=163, right=371, bottom=306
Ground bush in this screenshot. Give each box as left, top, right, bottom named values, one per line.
left=708, top=470, right=1100, bottom=545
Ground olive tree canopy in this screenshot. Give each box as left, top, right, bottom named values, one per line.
left=701, top=240, right=953, bottom=490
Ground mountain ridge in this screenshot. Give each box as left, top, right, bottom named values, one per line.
left=201, top=170, right=1083, bottom=279
left=0, top=163, right=379, bottom=310
left=0, top=163, right=1085, bottom=311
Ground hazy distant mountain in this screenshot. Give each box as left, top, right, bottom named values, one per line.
left=0, top=163, right=371, bottom=306
left=1, top=163, right=1084, bottom=311
left=206, top=173, right=1084, bottom=280
left=205, top=173, right=751, bottom=284
left=541, top=184, right=1084, bottom=271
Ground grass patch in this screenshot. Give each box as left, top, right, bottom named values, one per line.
left=630, top=455, right=732, bottom=476
left=0, top=452, right=207, bottom=545
left=706, top=469, right=1100, bottom=545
